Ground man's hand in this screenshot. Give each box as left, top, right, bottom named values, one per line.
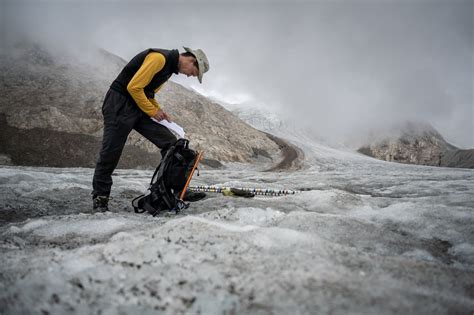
left=153, top=110, right=172, bottom=122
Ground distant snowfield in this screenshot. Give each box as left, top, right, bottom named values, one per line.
left=1, top=136, right=473, bottom=314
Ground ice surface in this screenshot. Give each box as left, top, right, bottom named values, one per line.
left=18, top=217, right=129, bottom=239
left=0, top=129, right=473, bottom=314
left=201, top=206, right=285, bottom=226
left=177, top=216, right=259, bottom=233
left=450, top=243, right=474, bottom=264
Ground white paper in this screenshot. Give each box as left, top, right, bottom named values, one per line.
left=152, top=118, right=185, bottom=138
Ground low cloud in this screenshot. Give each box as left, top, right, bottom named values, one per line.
left=4, top=0, right=472, bottom=147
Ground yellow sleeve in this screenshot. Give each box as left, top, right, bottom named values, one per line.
left=148, top=83, right=166, bottom=112
left=127, top=52, right=165, bottom=117
left=149, top=98, right=161, bottom=110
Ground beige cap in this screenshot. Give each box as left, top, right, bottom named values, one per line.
left=183, top=46, right=209, bottom=83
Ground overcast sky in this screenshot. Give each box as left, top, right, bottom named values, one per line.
left=3, top=0, right=473, bottom=147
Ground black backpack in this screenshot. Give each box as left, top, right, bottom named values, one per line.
left=132, top=139, right=201, bottom=216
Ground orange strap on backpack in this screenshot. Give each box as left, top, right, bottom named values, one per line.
left=179, top=151, right=203, bottom=200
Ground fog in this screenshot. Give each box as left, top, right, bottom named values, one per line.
left=3, top=0, right=473, bottom=147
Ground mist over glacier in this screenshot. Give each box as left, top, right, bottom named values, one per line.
left=3, top=0, right=473, bottom=147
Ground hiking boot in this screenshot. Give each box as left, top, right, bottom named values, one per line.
left=93, top=195, right=109, bottom=212
left=182, top=191, right=207, bottom=202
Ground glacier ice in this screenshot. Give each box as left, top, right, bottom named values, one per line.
left=0, top=135, right=473, bottom=314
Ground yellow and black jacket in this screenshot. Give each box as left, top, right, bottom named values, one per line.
left=110, top=48, right=179, bottom=117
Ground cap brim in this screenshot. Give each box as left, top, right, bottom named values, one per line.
left=184, top=46, right=204, bottom=83
left=197, top=60, right=204, bottom=83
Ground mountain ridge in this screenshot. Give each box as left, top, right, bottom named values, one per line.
left=0, top=41, right=283, bottom=169
left=357, top=121, right=473, bottom=168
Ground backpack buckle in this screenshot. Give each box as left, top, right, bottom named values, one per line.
left=170, top=199, right=188, bottom=214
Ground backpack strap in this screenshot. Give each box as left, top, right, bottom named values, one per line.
left=179, top=151, right=203, bottom=200
left=132, top=194, right=147, bottom=213
left=152, top=144, right=181, bottom=210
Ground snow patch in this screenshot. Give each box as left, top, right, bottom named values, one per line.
left=227, top=207, right=285, bottom=226
left=179, top=213, right=315, bottom=250
left=449, top=243, right=474, bottom=264
left=61, top=256, right=98, bottom=274
left=17, top=219, right=49, bottom=232
left=249, top=227, right=315, bottom=249
left=38, top=217, right=129, bottom=238
left=110, top=231, right=135, bottom=242
left=350, top=202, right=420, bottom=223
left=181, top=216, right=259, bottom=233
left=401, top=249, right=437, bottom=262
left=8, top=216, right=141, bottom=240
left=292, top=190, right=365, bottom=212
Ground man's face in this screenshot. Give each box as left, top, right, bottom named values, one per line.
left=180, top=56, right=199, bottom=77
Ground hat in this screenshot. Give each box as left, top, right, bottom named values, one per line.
left=183, top=46, right=209, bottom=83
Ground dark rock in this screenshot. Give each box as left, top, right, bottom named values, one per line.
left=0, top=114, right=160, bottom=169
left=358, top=121, right=473, bottom=169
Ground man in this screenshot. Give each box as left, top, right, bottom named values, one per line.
left=92, top=47, right=210, bottom=211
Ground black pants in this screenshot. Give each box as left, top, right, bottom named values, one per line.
left=92, top=89, right=177, bottom=197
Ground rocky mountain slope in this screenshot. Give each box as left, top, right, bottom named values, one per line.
left=0, top=42, right=281, bottom=168
left=358, top=121, right=474, bottom=169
